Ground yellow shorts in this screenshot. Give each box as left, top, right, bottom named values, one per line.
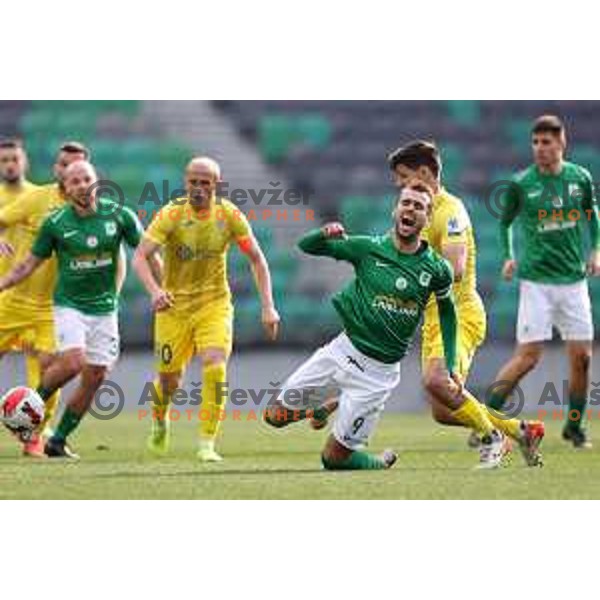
left=154, top=301, right=233, bottom=373
left=421, top=300, right=487, bottom=381
left=0, top=299, right=55, bottom=355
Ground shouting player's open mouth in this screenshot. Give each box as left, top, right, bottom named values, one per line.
left=397, top=215, right=417, bottom=238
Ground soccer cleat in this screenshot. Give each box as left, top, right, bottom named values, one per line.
left=477, top=430, right=505, bottom=469
left=562, top=427, right=593, bottom=449
left=147, top=418, right=170, bottom=456
left=380, top=448, right=398, bottom=469
left=309, top=398, right=339, bottom=430
left=518, top=421, right=545, bottom=466
left=22, top=432, right=45, bottom=458
left=197, top=439, right=223, bottom=462
left=44, top=437, right=80, bottom=460
left=467, top=431, right=481, bottom=449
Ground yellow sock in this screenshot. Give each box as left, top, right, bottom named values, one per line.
left=200, top=362, right=227, bottom=440
left=486, top=410, right=522, bottom=440
left=26, top=355, right=59, bottom=433
left=451, top=391, right=494, bottom=436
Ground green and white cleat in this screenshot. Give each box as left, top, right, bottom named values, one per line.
left=197, top=439, right=223, bottom=462
left=147, top=418, right=170, bottom=456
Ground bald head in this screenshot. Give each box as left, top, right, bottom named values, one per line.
left=64, top=160, right=98, bottom=209
left=186, top=156, right=221, bottom=180
left=185, top=156, right=221, bottom=208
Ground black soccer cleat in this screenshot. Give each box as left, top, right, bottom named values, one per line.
left=44, top=437, right=80, bottom=460
left=562, top=427, right=592, bottom=449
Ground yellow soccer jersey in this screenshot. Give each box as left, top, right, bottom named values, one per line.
left=421, top=187, right=484, bottom=319
left=0, top=180, right=39, bottom=278
left=0, top=182, right=66, bottom=311
left=145, top=197, right=252, bottom=308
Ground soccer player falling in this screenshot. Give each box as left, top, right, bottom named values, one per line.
left=0, top=141, right=91, bottom=456
left=265, top=183, right=510, bottom=469
left=0, top=160, right=145, bottom=459
left=133, top=157, right=280, bottom=462
left=389, top=141, right=544, bottom=465
left=491, top=115, right=600, bottom=449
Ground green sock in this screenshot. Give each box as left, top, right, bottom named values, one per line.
left=566, top=395, right=587, bottom=431
left=53, top=408, right=83, bottom=442
left=322, top=451, right=386, bottom=471
left=487, top=391, right=506, bottom=411
left=36, top=385, right=55, bottom=403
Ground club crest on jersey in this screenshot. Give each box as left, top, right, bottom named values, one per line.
left=395, top=276, right=408, bottom=291
left=105, top=222, right=117, bottom=236
left=86, top=235, right=98, bottom=248
left=419, top=272, right=432, bottom=287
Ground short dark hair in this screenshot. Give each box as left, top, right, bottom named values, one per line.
left=388, top=140, right=441, bottom=179
left=532, top=115, right=566, bottom=142
left=59, top=141, right=90, bottom=159
left=0, top=137, right=24, bottom=151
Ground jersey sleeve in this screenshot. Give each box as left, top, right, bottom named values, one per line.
left=120, top=206, right=144, bottom=248
left=144, top=206, right=175, bottom=247
left=431, top=258, right=454, bottom=300
left=226, top=203, right=252, bottom=243
left=437, top=201, right=471, bottom=247
left=31, top=216, right=56, bottom=259
left=298, top=229, right=371, bottom=263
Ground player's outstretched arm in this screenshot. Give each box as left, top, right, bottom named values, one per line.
left=239, top=235, right=280, bottom=341
left=298, top=222, right=347, bottom=256
left=0, top=253, right=44, bottom=293
left=132, top=238, right=173, bottom=311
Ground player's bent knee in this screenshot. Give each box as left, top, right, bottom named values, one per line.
left=201, top=348, right=227, bottom=366
left=158, top=372, right=182, bottom=394
left=62, top=351, right=86, bottom=376
left=516, top=346, right=542, bottom=372
left=84, top=366, right=108, bottom=389
left=422, top=369, right=447, bottom=398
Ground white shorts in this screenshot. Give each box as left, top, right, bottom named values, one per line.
left=517, top=279, right=594, bottom=344
left=280, top=332, right=401, bottom=450
left=54, top=306, right=120, bottom=367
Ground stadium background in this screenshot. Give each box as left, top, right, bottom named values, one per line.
left=1, top=99, right=599, bottom=414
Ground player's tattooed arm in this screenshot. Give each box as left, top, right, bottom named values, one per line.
left=239, top=235, right=280, bottom=341
left=132, top=238, right=173, bottom=311
left=0, top=253, right=44, bottom=293
left=441, top=243, right=467, bottom=282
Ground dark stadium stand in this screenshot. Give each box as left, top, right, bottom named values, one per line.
left=215, top=100, right=600, bottom=341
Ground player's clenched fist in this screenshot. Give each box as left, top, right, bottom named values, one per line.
left=151, top=289, right=174, bottom=312
left=321, top=222, right=347, bottom=239
left=262, top=305, right=280, bottom=341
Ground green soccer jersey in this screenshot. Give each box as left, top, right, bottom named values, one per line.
left=500, top=161, right=600, bottom=284
left=298, top=230, right=454, bottom=364
left=32, top=198, right=143, bottom=315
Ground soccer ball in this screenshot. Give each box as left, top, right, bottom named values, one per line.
left=0, top=386, right=45, bottom=441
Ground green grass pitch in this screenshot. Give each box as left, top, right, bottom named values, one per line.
left=1, top=413, right=598, bottom=499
